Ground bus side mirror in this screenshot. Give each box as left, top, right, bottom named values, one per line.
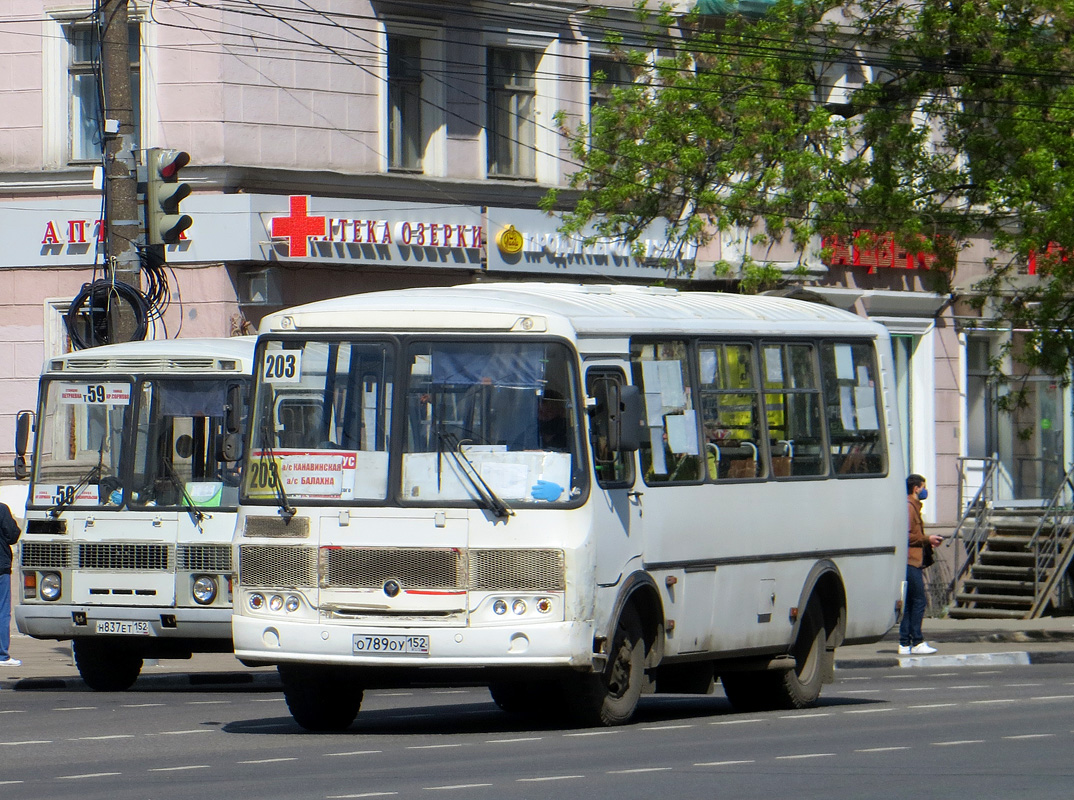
left=13, top=410, right=34, bottom=480
left=606, top=384, right=643, bottom=452
left=219, top=385, right=245, bottom=462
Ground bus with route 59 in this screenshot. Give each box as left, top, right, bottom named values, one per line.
left=14, top=337, right=255, bottom=690
left=231, top=283, right=906, bottom=729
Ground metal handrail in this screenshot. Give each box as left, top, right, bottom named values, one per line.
left=949, top=456, right=999, bottom=602
left=1026, top=462, right=1074, bottom=616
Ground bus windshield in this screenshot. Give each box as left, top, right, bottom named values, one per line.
left=247, top=338, right=583, bottom=507
left=31, top=380, right=130, bottom=508
left=29, top=377, right=243, bottom=511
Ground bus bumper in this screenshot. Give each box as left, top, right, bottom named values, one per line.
left=15, top=604, right=234, bottom=641
left=232, top=614, right=595, bottom=670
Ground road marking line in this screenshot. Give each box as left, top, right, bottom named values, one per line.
left=406, top=744, right=463, bottom=750
left=147, top=729, right=211, bottom=736
left=844, top=708, right=892, bottom=714
left=779, top=713, right=830, bottom=719
left=431, top=690, right=469, bottom=695
left=1003, top=734, right=1055, bottom=740
left=251, top=698, right=284, bottom=703
left=72, top=735, right=135, bottom=741
left=0, top=740, right=51, bottom=746
left=710, top=719, right=762, bottom=725
left=895, top=687, right=935, bottom=692
left=933, top=740, right=984, bottom=746
left=327, top=793, right=398, bottom=798
left=0, top=710, right=26, bottom=715
left=238, top=757, right=299, bottom=764
left=950, top=685, right=987, bottom=689
left=122, top=703, right=164, bottom=708
left=856, top=747, right=910, bottom=752
left=149, top=765, right=211, bottom=772
left=836, top=689, right=879, bottom=694
left=695, top=760, right=755, bottom=766
left=186, top=700, right=231, bottom=705
left=58, top=772, right=122, bottom=780
left=564, top=730, right=619, bottom=736
left=908, top=703, right=958, bottom=709
left=0, top=780, right=24, bottom=785
left=487, top=738, right=543, bottom=744
left=608, top=768, right=673, bottom=774
left=775, top=753, right=834, bottom=760
left=1006, top=683, right=1042, bottom=687
left=325, top=751, right=383, bottom=757
left=54, top=706, right=96, bottom=711
left=1031, top=695, right=1074, bottom=701
left=424, top=784, right=493, bottom=790
left=643, top=724, right=694, bottom=730
left=969, top=699, right=1017, bottom=705
left=517, top=776, right=584, bottom=782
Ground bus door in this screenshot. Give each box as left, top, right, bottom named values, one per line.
left=585, top=367, right=642, bottom=586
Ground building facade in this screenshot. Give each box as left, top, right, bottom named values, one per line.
left=0, top=0, right=1065, bottom=540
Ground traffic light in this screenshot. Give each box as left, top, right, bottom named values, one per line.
left=146, top=148, right=192, bottom=245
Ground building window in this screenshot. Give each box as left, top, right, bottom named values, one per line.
left=66, top=20, right=140, bottom=163
left=388, top=35, right=423, bottom=172
left=589, top=56, right=632, bottom=126
left=487, top=48, right=536, bottom=179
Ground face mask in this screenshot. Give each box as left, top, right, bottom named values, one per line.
left=918, top=488, right=928, bottom=501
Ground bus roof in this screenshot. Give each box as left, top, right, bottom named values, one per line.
left=259, top=283, right=886, bottom=339
left=44, top=336, right=257, bottom=376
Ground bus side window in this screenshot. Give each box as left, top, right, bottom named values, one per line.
left=820, top=342, right=887, bottom=475
left=699, top=342, right=764, bottom=481
left=585, top=370, right=634, bottom=487
left=762, top=343, right=828, bottom=478
left=631, top=341, right=702, bottom=484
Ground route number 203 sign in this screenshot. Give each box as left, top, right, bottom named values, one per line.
left=263, top=351, right=302, bottom=383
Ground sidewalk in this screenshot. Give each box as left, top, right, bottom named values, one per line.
left=4, top=616, right=1074, bottom=692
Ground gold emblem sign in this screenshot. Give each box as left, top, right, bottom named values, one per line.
left=496, top=225, right=524, bottom=255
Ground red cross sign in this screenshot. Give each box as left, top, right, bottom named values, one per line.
left=271, top=195, right=326, bottom=258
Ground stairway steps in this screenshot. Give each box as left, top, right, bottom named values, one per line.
left=954, top=592, right=1032, bottom=606
left=962, top=578, right=1036, bottom=592
left=948, top=607, right=1028, bottom=620
left=970, top=564, right=1035, bottom=577
left=978, top=551, right=1035, bottom=564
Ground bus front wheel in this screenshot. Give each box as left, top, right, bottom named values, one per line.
left=279, top=664, right=363, bottom=732
left=566, top=604, right=645, bottom=726
left=73, top=639, right=142, bottom=691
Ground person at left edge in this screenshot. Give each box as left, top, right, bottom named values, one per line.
left=0, top=501, right=23, bottom=667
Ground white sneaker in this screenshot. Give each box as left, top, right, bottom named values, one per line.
left=0, top=657, right=21, bottom=667
left=898, top=645, right=911, bottom=655
left=910, top=643, right=937, bottom=655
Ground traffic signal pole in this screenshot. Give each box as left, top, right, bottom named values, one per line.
left=100, top=0, right=142, bottom=342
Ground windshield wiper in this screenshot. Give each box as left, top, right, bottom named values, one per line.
left=437, top=428, right=513, bottom=521
left=49, top=435, right=107, bottom=519
left=161, top=456, right=205, bottom=533
left=259, top=417, right=295, bottom=521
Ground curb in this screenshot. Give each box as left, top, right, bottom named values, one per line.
left=836, top=649, right=1074, bottom=670
left=4, top=671, right=282, bottom=692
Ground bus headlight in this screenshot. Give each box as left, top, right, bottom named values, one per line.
left=493, top=599, right=508, bottom=615
left=269, top=594, right=284, bottom=611
left=249, top=593, right=265, bottom=610
left=285, top=595, right=300, bottom=613
left=40, top=572, right=62, bottom=602
left=192, top=576, right=218, bottom=605
left=511, top=599, right=527, bottom=615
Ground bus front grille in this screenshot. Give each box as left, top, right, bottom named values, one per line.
left=78, top=543, right=170, bottom=571
left=243, top=515, right=310, bottom=538
left=470, top=549, right=565, bottom=591
left=177, top=544, right=232, bottom=572
left=239, top=545, right=317, bottom=588
left=21, top=542, right=73, bottom=569
left=321, top=548, right=463, bottom=590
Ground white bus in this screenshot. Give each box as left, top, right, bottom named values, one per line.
left=232, top=283, right=906, bottom=729
left=15, top=337, right=255, bottom=690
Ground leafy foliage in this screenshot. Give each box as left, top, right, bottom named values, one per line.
left=551, top=0, right=1074, bottom=373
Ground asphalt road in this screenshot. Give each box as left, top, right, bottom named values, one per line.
left=3, top=663, right=1074, bottom=799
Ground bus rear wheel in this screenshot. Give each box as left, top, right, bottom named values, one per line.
left=721, top=600, right=827, bottom=712
left=279, top=664, right=363, bottom=732
left=566, top=605, right=645, bottom=727
left=73, top=639, right=142, bottom=691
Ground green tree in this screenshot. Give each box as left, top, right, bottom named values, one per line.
left=548, top=0, right=1074, bottom=373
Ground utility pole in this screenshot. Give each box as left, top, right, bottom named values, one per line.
left=100, top=0, right=141, bottom=342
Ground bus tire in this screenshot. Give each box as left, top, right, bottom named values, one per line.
left=73, top=639, right=143, bottom=692
left=566, top=604, right=645, bottom=726
left=721, top=600, right=827, bottom=712
left=279, top=664, right=363, bottom=732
